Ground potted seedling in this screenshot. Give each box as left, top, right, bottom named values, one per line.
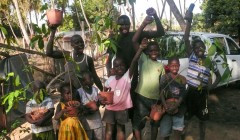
left=46, top=0, right=63, bottom=25
left=85, top=101, right=98, bottom=111
left=65, top=101, right=80, bottom=117
left=99, top=91, right=114, bottom=105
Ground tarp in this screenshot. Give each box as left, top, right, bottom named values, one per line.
left=0, top=53, right=34, bottom=125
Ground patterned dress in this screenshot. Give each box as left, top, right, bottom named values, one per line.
left=58, top=102, right=89, bottom=140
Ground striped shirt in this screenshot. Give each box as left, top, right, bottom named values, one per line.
left=187, top=53, right=214, bottom=88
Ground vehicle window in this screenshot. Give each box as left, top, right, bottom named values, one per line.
left=226, top=38, right=240, bottom=55
left=210, top=37, right=227, bottom=54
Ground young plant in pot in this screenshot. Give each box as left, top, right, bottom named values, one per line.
left=46, top=0, right=63, bottom=25
left=85, top=100, right=98, bottom=111
left=65, top=101, right=80, bottom=117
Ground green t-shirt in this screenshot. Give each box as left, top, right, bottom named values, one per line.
left=135, top=53, right=165, bottom=100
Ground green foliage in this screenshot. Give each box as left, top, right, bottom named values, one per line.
left=91, top=14, right=119, bottom=54
left=191, top=13, right=207, bottom=32
left=157, top=34, right=186, bottom=59
left=1, top=73, right=30, bottom=113
left=59, top=14, right=74, bottom=31
left=33, top=88, right=47, bottom=104
left=0, top=24, right=15, bottom=46
left=201, top=0, right=240, bottom=35
left=30, top=24, right=50, bottom=49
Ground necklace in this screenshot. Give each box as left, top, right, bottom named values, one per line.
left=76, top=54, right=86, bottom=63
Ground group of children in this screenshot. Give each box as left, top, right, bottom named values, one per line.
left=25, top=7, right=219, bottom=140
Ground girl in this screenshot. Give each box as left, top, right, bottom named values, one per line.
left=25, top=80, right=55, bottom=140
left=54, top=82, right=88, bottom=140
left=159, top=57, right=187, bottom=140
left=101, top=39, right=146, bottom=140
left=77, top=71, right=104, bottom=140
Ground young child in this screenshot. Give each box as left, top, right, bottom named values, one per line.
left=132, top=16, right=165, bottom=140
left=54, top=82, right=88, bottom=140
left=101, top=39, right=146, bottom=140
left=76, top=71, right=104, bottom=140
left=25, top=80, right=55, bottom=140
left=183, top=9, right=221, bottom=140
left=159, top=57, right=187, bottom=140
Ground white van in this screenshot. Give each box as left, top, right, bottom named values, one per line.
left=158, top=32, right=240, bottom=87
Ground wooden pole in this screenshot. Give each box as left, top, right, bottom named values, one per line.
left=0, top=43, right=46, bottom=56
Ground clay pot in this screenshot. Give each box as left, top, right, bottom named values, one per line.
left=150, top=104, right=165, bottom=121
left=99, top=91, right=114, bottom=104
left=85, top=101, right=98, bottom=111
left=46, top=9, right=63, bottom=25
left=65, top=101, right=80, bottom=117
left=65, top=106, right=79, bottom=117
left=30, top=108, right=48, bottom=121
left=166, top=98, right=179, bottom=114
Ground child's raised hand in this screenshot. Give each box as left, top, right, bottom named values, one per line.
left=140, top=38, right=148, bottom=49
left=184, top=10, right=193, bottom=22
left=142, top=16, right=154, bottom=26
left=47, top=20, right=61, bottom=31
left=146, top=7, right=156, bottom=16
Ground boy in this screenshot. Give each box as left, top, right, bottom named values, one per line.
left=46, top=24, right=103, bottom=91
left=159, top=57, right=187, bottom=140
left=132, top=15, right=165, bottom=140
left=184, top=9, right=221, bottom=140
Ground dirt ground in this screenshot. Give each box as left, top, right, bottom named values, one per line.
left=7, top=59, right=240, bottom=140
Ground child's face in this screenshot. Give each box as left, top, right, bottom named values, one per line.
left=147, top=45, right=160, bottom=61
left=193, top=42, right=206, bottom=58
left=82, top=74, right=94, bottom=87
left=113, top=59, right=126, bottom=76
left=119, top=24, right=130, bottom=35
left=168, top=60, right=180, bottom=75
left=63, top=87, right=72, bottom=102
left=71, top=40, right=84, bottom=54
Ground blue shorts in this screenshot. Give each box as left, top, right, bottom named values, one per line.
left=159, top=114, right=184, bottom=137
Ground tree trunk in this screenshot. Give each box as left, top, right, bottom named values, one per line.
left=12, top=0, right=30, bottom=46
left=73, top=2, right=83, bottom=32
left=130, top=3, right=135, bottom=31
left=5, top=16, right=20, bottom=44
left=160, top=0, right=167, bottom=20
left=170, top=11, right=172, bottom=30
left=0, top=43, right=46, bottom=56
left=28, top=10, right=34, bottom=36
left=79, top=0, right=91, bottom=34
left=179, top=0, right=182, bottom=15
left=34, top=10, right=39, bottom=25
left=155, top=0, right=160, bottom=17
left=184, top=0, right=186, bottom=14
left=166, top=0, right=186, bottom=30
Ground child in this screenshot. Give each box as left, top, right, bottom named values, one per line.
left=101, top=38, right=147, bottom=140
left=25, top=80, right=55, bottom=140
left=54, top=82, right=88, bottom=140
left=183, top=8, right=221, bottom=140
left=132, top=16, right=165, bottom=140
left=159, top=57, right=187, bottom=140
left=46, top=24, right=103, bottom=91
left=77, top=71, right=104, bottom=140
